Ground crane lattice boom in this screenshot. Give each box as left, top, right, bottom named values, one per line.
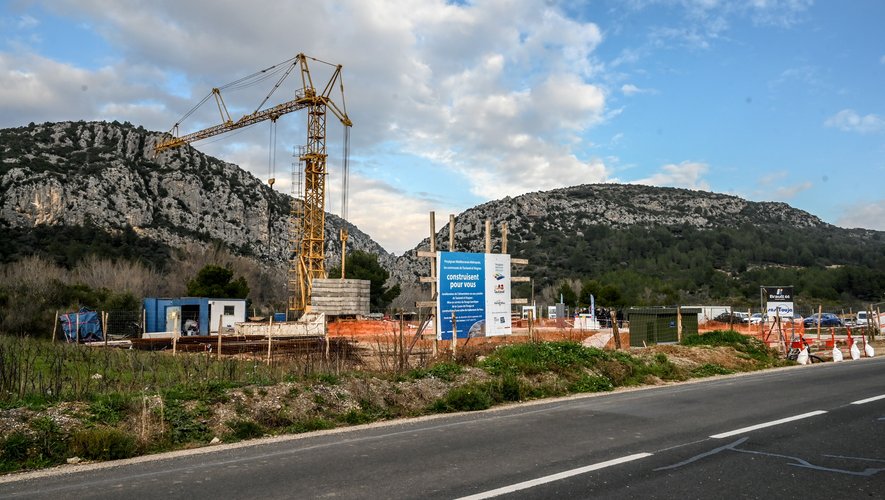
left=154, top=53, right=351, bottom=318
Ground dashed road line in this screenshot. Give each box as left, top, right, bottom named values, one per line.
left=456, top=453, right=653, bottom=500
left=710, top=410, right=828, bottom=439
left=850, top=394, right=885, bottom=405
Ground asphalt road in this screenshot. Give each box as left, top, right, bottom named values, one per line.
left=2, top=357, right=883, bottom=499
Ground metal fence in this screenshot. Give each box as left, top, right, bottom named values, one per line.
left=54, top=309, right=144, bottom=342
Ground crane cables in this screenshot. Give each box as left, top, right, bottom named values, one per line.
left=167, top=55, right=299, bottom=135
left=341, top=125, right=350, bottom=223
left=338, top=71, right=350, bottom=224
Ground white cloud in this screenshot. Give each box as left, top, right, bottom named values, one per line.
left=621, top=83, right=656, bottom=96
left=333, top=174, right=457, bottom=255
left=631, top=161, right=711, bottom=190
left=622, top=83, right=641, bottom=95
left=636, top=0, right=811, bottom=51
left=17, top=15, right=39, bottom=29
left=825, top=109, right=885, bottom=134
left=773, top=181, right=812, bottom=199
left=0, top=1, right=618, bottom=250
left=836, top=200, right=885, bottom=231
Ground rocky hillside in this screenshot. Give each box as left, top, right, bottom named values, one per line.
left=390, top=184, right=885, bottom=307
left=391, top=184, right=828, bottom=281
left=3, top=121, right=882, bottom=307
left=0, top=121, right=393, bottom=270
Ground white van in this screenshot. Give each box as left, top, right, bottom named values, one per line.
left=856, top=311, right=868, bottom=326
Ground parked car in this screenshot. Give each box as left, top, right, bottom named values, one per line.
left=713, top=312, right=750, bottom=324
left=749, top=313, right=765, bottom=325
left=856, top=311, right=869, bottom=326
left=803, top=313, right=843, bottom=328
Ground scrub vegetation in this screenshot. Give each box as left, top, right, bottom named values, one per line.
left=0, top=331, right=789, bottom=474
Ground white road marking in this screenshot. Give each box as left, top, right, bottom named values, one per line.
left=710, top=410, right=828, bottom=439
left=456, top=453, right=653, bottom=500
left=850, top=394, right=885, bottom=405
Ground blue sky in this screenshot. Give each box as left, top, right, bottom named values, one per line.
left=1, top=1, right=883, bottom=254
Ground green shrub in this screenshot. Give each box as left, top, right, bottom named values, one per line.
left=287, top=418, right=335, bottom=434
left=226, top=419, right=265, bottom=441
left=428, top=362, right=463, bottom=381
left=691, top=364, right=735, bottom=377
left=0, top=432, right=33, bottom=469
left=69, top=428, right=137, bottom=461
left=681, top=330, right=776, bottom=363
left=568, top=374, right=614, bottom=393
left=646, top=353, right=682, bottom=381
left=431, top=385, right=493, bottom=412
left=480, top=341, right=607, bottom=376
left=162, top=400, right=210, bottom=444
left=498, top=374, right=525, bottom=401
left=89, top=393, right=132, bottom=425
left=339, top=398, right=390, bottom=425
left=313, top=373, right=340, bottom=385
left=255, top=407, right=294, bottom=428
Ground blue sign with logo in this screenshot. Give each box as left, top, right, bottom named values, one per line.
left=437, top=252, right=486, bottom=340
left=436, top=251, right=512, bottom=339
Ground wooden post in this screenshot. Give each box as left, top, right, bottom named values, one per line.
left=875, top=306, right=882, bottom=340
left=484, top=220, right=491, bottom=254
left=451, top=312, right=457, bottom=358
left=449, top=214, right=455, bottom=251
left=759, top=308, right=764, bottom=339
left=103, top=311, right=108, bottom=347
left=325, top=334, right=330, bottom=361
left=501, top=222, right=508, bottom=254
left=172, top=312, right=181, bottom=356
left=817, top=304, right=822, bottom=339
left=430, top=211, right=438, bottom=357
left=340, top=228, right=348, bottom=279
left=75, top=312, right=80, bottom=345
left=775, top=310, right=786, bottom=354
left=217, top=315, right=223, bottom=361
left=399, top=310, right=405, bottom=371
left=51, top=310, right=59, bottom=343
left=611, top=309, right=622, bottom=349
left=728, top=305, right=733, bottom=331
left=142, top=308, right=147, bottom=337
left=266, top=314, right=274, bottom=365
left=677, top=306, right=683, bottom=343
left=528, top=309, right=534, bottom=342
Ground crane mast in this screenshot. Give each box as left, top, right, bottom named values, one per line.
left=155, top=53, right=352, bottom=318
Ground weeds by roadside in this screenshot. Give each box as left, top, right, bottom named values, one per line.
left=0, top=333, right=785, bottom=475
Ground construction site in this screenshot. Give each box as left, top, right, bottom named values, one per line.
left=39, top=52, right=881, bottom=366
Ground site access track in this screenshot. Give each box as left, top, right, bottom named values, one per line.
left=2, top=358, right=884, bottom=499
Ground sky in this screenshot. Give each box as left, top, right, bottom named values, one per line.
left=1, top=0, right=883, bottom=254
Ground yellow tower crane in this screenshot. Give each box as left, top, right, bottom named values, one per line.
left=154, top=53, right=352, bottom=319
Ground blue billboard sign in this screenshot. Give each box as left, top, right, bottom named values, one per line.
left=437, top=251, right=511, bottom=340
